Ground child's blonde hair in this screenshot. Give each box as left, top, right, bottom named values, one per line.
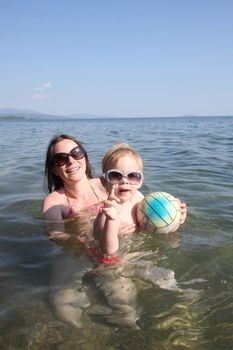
left=102, top=143, right=143, bottom=173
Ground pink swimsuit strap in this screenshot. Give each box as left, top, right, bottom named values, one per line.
left=67, top=206, right=76, bottom=217
left=67, top=202, right=104, bottom=218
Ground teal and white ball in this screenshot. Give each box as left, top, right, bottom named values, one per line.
left=137, top=192, right=181, bottom=234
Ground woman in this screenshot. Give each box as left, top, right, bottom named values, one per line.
left=42, top=134, right=108, bottom=240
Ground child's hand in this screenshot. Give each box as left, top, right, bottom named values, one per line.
left=102, top=186, right=121, bottom=221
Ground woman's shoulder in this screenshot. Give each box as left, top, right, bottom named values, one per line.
left=42, top=188, right=67, bottom=221
left=44, top=187, right=65, bottom=199
left=43, top=189, right=66, bottom=209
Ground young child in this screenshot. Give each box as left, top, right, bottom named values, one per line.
left=90, top=143, right=186, bottom=329
left=94, top=142, right=186, bottom=256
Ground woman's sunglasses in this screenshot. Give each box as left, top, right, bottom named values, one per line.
left=105, top=169, right=143, bottom=185
left=53, top=146, right=86, bottom=167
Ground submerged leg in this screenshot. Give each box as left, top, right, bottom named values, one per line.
left=91, top=268, right=139, bottom=330
left=51, top=286, right=90, bottom=328
left=50, top=253, right=93, bottom=328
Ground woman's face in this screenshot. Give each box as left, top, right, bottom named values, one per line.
left=53, top=139, right=87, bottom=183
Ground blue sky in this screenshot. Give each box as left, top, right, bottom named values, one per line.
left=1, top=0, right=233, bottom=117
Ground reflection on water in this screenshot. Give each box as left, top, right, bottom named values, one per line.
left=0, top=117, right=233, bottom=349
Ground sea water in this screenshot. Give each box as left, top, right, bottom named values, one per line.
left=0, top=116, right=232, bottom=349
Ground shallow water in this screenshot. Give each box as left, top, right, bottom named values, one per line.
left=0, top=116, right=233, bottom=349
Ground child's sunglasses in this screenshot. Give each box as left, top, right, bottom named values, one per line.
left=105, top=169, right=143, bottom=185
left=53, top=146, right=86, bottom=167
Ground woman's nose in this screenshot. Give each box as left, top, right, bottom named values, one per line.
left=68, top=155, right=76, bottom=164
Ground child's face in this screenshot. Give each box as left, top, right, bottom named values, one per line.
left=107, top=155, right=143, bottom=202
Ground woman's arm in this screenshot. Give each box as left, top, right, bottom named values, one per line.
left=42, top=194, right=69, bottom=240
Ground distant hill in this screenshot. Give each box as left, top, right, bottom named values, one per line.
left=1, top=108, right=223, bottom=120
left=0, top=108, right=64, bottom=120
left=0, top=108, right=40, bottom=115
left=0, top=108, right=113, bottom=120
left=68, top=112, right=113, bottom=119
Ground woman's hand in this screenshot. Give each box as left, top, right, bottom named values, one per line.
left=119, top=222, right=136, bottom=235
left=48, top=230, right=70, bottom=241
left=179, top=200, right=187, bottom=224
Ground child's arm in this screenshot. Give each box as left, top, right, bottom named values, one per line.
left=94, top=187, right=121, bottom=255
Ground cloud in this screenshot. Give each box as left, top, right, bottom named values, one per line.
left=32, top=81, right=51, bottom=100
left=35, top=81, right=51, bottom=91
left=32, top=94, right=48, bottom=100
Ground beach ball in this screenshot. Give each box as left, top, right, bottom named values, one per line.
left=137, top=192, right=181, bottom=234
